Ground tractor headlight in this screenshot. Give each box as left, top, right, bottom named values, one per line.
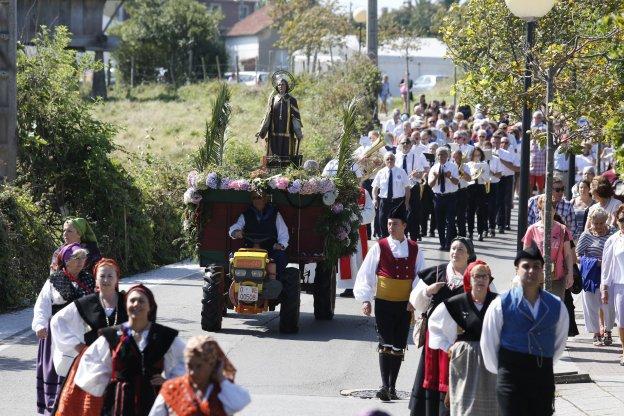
left=234, top=269, right=246, bottom=277
left=251, top=269, right=264, bottom=278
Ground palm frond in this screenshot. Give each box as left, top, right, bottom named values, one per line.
left=336, top=98, right=359, bottom=178
left=194, top=82, right=231, bottom=170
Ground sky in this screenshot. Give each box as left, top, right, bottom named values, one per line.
left=336, top=0, right=408, bottom=13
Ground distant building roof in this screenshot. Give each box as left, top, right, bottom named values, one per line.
left=227, top=5, right=272, bottom=37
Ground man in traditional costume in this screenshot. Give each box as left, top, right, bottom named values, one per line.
left=427, top=260, right=499, bottom=416
left=149, top=335, right=251, bottom=415
left=256, top=76, right=303, bottom=157
left=354, top=204, right=425, bottom=401
left=481, top=246, right=569, bottom=416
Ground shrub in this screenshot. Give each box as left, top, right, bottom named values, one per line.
left=0, top=187, right=57, bottom=311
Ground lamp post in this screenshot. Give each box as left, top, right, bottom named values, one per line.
left=505, top=0, right=556, bottom=252
left=353, top=8, right=367, bottom=54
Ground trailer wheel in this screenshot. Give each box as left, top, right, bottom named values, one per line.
left=313, top=263, right=336, bottom=320
left=279, top=267, right=301, bottom=333
left=201, top=266, right=225, bottom=332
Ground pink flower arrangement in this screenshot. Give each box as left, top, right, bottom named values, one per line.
left=331, top=203, right=344, bottom=214
left=275, top=176, right=290, bottom=190
left=187, top=170, right=198, bottom=188
left=228, top=179, right=251, bottom=191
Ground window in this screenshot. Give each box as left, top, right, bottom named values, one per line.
left=239, top=4, right=250, bottom=19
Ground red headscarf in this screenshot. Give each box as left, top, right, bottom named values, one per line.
left=463, top=259, right=490, bottom=293
left=92, top=258, right=121, bottom=291
left=126, top=284, right=157, bottom=322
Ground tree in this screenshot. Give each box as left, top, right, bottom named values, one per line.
left=112, top=0, right=225, bottom=86
left=441, top=0, right=624, bottom=286
left=378, top=0, right=450, bottom=39
left=271, top=0, right=349, bottom=72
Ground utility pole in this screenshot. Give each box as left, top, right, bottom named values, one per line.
left=367, top=0, right=378, bottom=65
left=0, top=0, right=17, bottom=182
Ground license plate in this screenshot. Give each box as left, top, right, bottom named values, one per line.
left=238, top=285, right=258, bottom=302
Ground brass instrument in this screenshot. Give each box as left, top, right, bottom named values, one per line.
left=357, top=136, right=386, bottom=179
left=470, top=167, right=484, bottom=182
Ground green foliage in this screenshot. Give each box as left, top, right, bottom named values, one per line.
left=16, top=26, right=155, bottom=274
left=0, top=186, right=57, bottom=311
left=193, top=82, right=231, bottom=170
left=111, top=0, right=225, bottom=86
left=379, top=0, right=452, bottom=40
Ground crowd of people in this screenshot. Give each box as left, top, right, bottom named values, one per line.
left=32, top=217, right=251, bottom=416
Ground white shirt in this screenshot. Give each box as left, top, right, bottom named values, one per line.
left=497, top=148, right=520, bottom=177
left=395, top=149, right=428, bottom=186
left=586, top=199, right=622, bottom=229
left=228, top=210, right=289, bottom=248
left=428, top=300, right=485, bottom=352
left=486, top=156, right=502, bottom=184
left=322, top=159, right=338, bottom=177
left=428, top=162, right=459, bottom=194
left=575, top=154, right=595, bottom=182
left=149, top=379, right=251, bottom=416
left=32, top=279, right=79, bottom=332
left=75, top=327, right=187, bottom=397
left=385, top=118, right=399, bottom=134
left=353, top=237, right=426, bottom=303
left=601, top=231, right=624, bottom=286
left=466, top=161, right=490, bottom=186
left=553, top=147, right=569, bottom=171
left=414, top=143, right=429, bottom=155
left=455, top=162, right=471, bottom=189
left=480, top=294, right=569, bottom=374
left=372, top=166, right=410, bottom=199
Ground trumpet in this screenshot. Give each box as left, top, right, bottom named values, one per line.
left=470, top=167, right=484, bottom=182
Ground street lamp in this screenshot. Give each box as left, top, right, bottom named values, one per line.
left=505, top=0, right=556, bottom=252
left=353, top=8, right=367, bottom=54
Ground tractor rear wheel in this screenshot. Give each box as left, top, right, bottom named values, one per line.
left=201, top=265, right=226, bottom=332
left=279, top=267, right=301, bottom=333
left=313, top=263, right=336, bottom=320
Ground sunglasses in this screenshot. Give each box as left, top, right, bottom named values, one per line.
left=553, top=187, right=565, bottom=192
left=618, top=217, right=624, bottom=223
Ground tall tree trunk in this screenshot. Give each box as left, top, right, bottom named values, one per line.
left=543, top=68, right=555, bottom=292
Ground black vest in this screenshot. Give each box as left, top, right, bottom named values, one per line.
left=74, top=293, right=128, bottom=345
left=444, top=291, right=498, bottom=342
left=418, top=265, right=464, bottom=319
left=101, top=323, right=178, bottom=416
left=242, top=204, right=278, bottom=251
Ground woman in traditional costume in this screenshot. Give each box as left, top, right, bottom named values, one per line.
left=51, top=258, right=128, bottom=415
left=149, top=335, right=251, bottom=415
left=32, top=243, right=96, bottom=415
left=408, top=237, right=476, bottom=416
left=51, top=217, right=102, bottom=273
left=427, top=260, right=499, bottom=415
left=75, top=284, right=186, bottom=415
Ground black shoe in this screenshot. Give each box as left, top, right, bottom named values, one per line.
left=490, top=229, right=496, bottom=237
left=428, top=231, right=435, bottom=237
left=498, top=228, right=505, bottom=234
left=376, top=386, right=391, bottom=402
left=339, top=289, right=354, bottom=298
left=388, top=387, right=399, bottom=400
left=505, top=225, right=511, bottom=231
left=417, top=235, right=422, bottom=241
left=478, top=233, right=484, bottom=241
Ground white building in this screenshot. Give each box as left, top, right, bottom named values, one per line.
left=293, top=36, right=454, bottom=96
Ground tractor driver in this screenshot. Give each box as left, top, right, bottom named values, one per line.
left=229, top=190, right=289, bottom=280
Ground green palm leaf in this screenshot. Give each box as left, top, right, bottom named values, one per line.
left=336, top=98, right=359, bottom=178
left=194, top=82, right=231, bottom=170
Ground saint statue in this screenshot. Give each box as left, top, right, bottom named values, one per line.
left=256, top=72, right=303, bottom=157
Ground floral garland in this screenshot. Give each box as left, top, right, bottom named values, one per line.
left=182, top=167, right=361, bottom=265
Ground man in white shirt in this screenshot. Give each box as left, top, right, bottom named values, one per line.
left=553, top=146, right=570, bottom=190
left=384, top=109, right=401, bottom=134
left=481, top=246, right=568, bottom=416
left=575, top=142, right=595, bottom=183
left=493, top=132, right=520, bottom=233
left=483, top=141, right=503, bottom=237
left=354, top=204, right=425, bottom=402
left=428, top=147, right=459, bottom=250
left=372, top=152, right=411, bottom=238
left=396, top=138, right=428, bottom=240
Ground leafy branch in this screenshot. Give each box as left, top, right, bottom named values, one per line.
left=193, top=82, right=231, bottom=170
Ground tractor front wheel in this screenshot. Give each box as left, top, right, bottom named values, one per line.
left=201, top=265, right=226, bottom=332
left=313, top=263, right=336, bottom=320
left=279, top=267, right=301, bottom=333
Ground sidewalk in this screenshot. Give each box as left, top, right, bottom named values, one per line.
left=0, top=260, right=203, bottom=344
left=554, top=296, right=624, bottom=415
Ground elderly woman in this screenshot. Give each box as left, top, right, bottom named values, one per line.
left=601, top=205, right=624, bottom=365
left=75, top=284, right=186, bottom=415
left=51, top=258, right=128, bottom=415
left=32, top=243, right=96, bottom=415
left=577, top=209, right=616, bottom=346
left=587, top=176, right=622, bottom=230
left=51, top=218, right=101, bottom=272
left=408, top=237, right=476, bottom=416
left=523, top=195, right=574, bottom=300
left=572, top=180, right=594, bottom=241
left=149, top=335, right=251, bottom=415
left=428, top=260, right=499, bottom=416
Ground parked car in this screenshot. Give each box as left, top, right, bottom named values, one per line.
left=224, top=71, right=269, bottom=86
left=411, top=75, right=449, bottom=93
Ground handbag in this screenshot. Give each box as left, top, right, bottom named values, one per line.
left=413, top=266, right=439, bottom=348
left=570, top=263, right=582, bottom=294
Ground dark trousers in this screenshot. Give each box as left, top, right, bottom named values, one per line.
left=497, top=348, right=555, bottom=416
left=467, top=184, right=488, bottom=235
left=269, top=249, right=287, bottom=280
left=374, top=299, right=411, bottom=350
left=378, top=197, right=404, bottom=238
left=362, top=179, right=373, bottom=238
left=487, top=182, right=500, bottom=231
left=454, top=188, right=468, bottom=237
left=407, top=183, right=422, bottom=239
left=420, top=184, right=435, bottom=236
left=498, top=175, right=514, bottom=229
left=433, top=192, right=456, bottom=248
